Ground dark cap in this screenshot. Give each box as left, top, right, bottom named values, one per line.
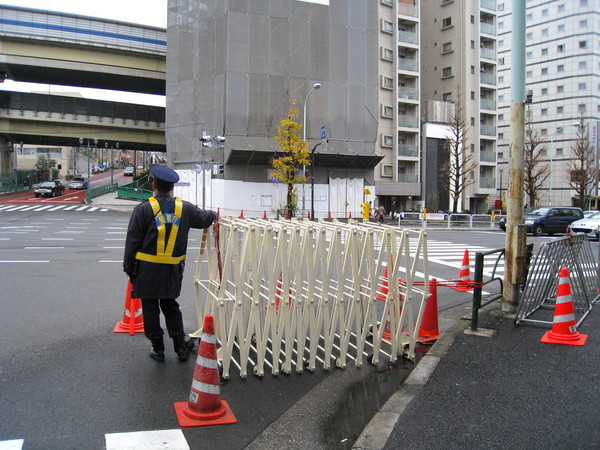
left=151, top=165, right=179, bottom=183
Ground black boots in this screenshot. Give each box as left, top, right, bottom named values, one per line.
left=173, top=336, right=189, bottom=361
left=149, top=337, right=165, bottom=362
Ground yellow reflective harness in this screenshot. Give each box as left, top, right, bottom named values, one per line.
left=135, top=197, right=185, bottom=264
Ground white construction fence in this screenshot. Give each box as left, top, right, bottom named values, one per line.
left=191, top=218, right=430, bottom=379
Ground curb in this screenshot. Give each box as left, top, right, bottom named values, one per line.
left=352, top=312, right=485, bottom=450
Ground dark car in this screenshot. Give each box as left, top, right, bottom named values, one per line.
left=523, top=206, right=583, bottom=236
left=34, top=180, right=65, bottom=198
left=68, top=176, right=88, bottom=189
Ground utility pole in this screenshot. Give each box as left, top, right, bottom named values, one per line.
left=503, top=0, right=527, bottom=313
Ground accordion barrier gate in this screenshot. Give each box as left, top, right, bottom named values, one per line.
left=191, top=218, right=430, bottom=379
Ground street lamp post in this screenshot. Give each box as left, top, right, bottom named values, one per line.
left=310, top=142, right=322, bottom=220
left=302, top=82, right=321, bottom=217
left=549, top=122, right=581, bottom=206
left=80, top=137, right=98, bottom=203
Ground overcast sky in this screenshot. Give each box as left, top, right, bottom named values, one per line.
left=0, top=0, right=167, bottom=105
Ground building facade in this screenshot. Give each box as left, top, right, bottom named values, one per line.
left=497, top=0, right=600, bottom=208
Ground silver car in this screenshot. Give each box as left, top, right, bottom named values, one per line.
left=569, top=211, right=600, bottom=241
left=68, top=176, right=88, bottom=189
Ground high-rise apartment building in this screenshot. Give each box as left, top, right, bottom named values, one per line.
left=497, top=0, right=600, bottom=208
left=420, top=0, right=498, bottom=214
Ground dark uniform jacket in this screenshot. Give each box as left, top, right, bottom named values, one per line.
left=123, top=192, right=216, bottom=299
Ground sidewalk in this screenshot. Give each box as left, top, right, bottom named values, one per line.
left=354, top=297, right=600, bottom=449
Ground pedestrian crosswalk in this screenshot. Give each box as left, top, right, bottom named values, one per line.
left=0, top=204, right=110, bottom=213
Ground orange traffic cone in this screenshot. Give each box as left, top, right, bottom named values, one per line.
left=263, top=210, right=267, bottom=219
left=239, top=210, right=244, bottom=218
left=452, top=249, right=472, bottom=292
left=376, top=267, right=389, bottom=302
left=174, top=315, right=237, bottom=427
left=375, top=267, right=403, bottom=342
left=417, top=279, right=441, bottom=344
left=114, top=280, right=144, bottom=335
left=216, top=208, right=220, bottom=217
left=307, top=210, right=311, bottom=220
left=348, top=211, right=352, bottom=219
left=540, top=268, right=588, bottom=346
left=327, top=211, right=332, bottom=220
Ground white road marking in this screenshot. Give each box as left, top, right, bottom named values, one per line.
left=105, top=429, right=190, bottom=450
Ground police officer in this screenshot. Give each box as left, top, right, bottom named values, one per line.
left=123, top=165, right=217, bottom=362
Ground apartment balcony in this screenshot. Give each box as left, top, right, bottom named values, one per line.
left=398, top=173, right=418, bottom=183
left=480, top=0, right=497, bottom=11
left=480, top=22, right=496, bottom=35
left=480, top=124, right=496, bottom=136
left=398, top=144, right=418, bottom=157
left=480, top=98, right=497, bottom=111
left=479, top=177, right=495, bottom=189
left=480, top=150, right=496, bottom=162
left=397, top=115, right=419, bottom=128
left=480, top=47, right=496, bottom=60
left=398, top=87, right=419, bottom=101
left=398, top=58, right=419, bottom=72
left=398, top=30, right=418, bottom=45
left=398, top=2, right=419, bottom=18
left=480, top=73, right=496, bottom=86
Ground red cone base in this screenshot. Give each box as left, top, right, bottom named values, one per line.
left=174, top=400, right=237, bottom=427
left=540, top=329, right=588, bottom=346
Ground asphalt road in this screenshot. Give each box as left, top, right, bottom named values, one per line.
left=0, top=208, right=597, bottom=449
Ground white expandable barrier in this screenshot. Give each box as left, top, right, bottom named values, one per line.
left=192, top=218, right=430, bottom=378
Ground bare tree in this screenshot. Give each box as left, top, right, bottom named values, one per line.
left=439, top=90, right=477, bottom=213
left=568, top=117, right=595, bottom=209
left=523, top=114, right=549, bottom=208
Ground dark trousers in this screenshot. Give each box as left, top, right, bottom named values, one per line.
left=141, top=298, right=185, bottom=340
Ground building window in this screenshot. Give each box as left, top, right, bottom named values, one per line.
left=579, top=61, right=587, bottom=69
left=498, top=76, right=504, bottom=83
left=470, top=15, right=475, bottom=24
left=542, top=9, right=549, bottom=17
left=526, top=13, right=533, bottom=21
left=541, top=68, right=548, bottom=75
left=526, top=51, right=533, bottom=59
left=558, top=4, right=565, bottom=12
left=471, top=117, right=475, bottom=126
left=526, top=32, right=533, bottom=40
left=580, top=0, right=588, bottom=5
left=499, top=39, right=504, bottom=47
left=381, top=20, right=394, bottom=34
left=580, top=20, right=587, bottom=27
left=381, top=105, right=394, bottom=118
left=541, top=88, right=548, bottom=95
left=381, top=134, right=393, bottom=148
left=557, top=106, right=564, bottom=113
left=498, top=133, right=504, bottom=140
left=526, top=70, right=532, bottom=78
left=442, top=17, right=452, bottom=28
left=471, top=40, right=475, bottom=49
left=381, top=164, right=393, bottom=177
left=557, top=24, right=564, bottom=33
left=541, top=29, right=548, bottom=37
left=498, top=114, right=504, bottom=121
left=557, top=44, right=564, bottom=52
left=442, top=66, right=453, bottom=78
left=579, top=83, right=587, bottom=90
left=557, top=85, right=564, bottom=93
left=499, top=95, right=504, bottom=102
left=470, top=65, right=475, bottom=74
left=557, top=65, right=564, bottom=72
left=470, top=91, right=475, bottom=100
left=579, top=41, right=587, bottom=48
left=578, top=104, right=586, bottom=112
left=442, top=42, right=453, bottom=53
left=442, top=92, right=452, bottom=102
left=381, top=76, right=394, bottom=90
left=498, top=3, right=504, bottom=11
left=381, top=47, right=394, bottom=61
left=541, top=129, right=547, bottom=136
left=498, top=57, right=504, bottom=65
left=541, top=108, right=547, bottom=115
left=542, top=48, right=548, bottom=56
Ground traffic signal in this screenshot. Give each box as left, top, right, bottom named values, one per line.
left=218, top=164, right=224, bottom=175
left=361, top=202, right=370, bottom=220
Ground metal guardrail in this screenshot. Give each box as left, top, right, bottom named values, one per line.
left=86, top=183, right=118, bottom=203
left=0, top=184, right=26, bottom=195
left=398, top=212, right=505, bottom=229
left=516, top=235, right=599, bottom=327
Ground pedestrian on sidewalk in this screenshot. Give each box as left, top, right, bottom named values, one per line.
left=377, top=204, right=386, bottom=223
left=123, top=165, right=217, bottom=362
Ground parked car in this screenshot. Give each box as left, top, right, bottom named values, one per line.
left=123, top=166, right=134, bottom=176
left=34, top=180, right=65, bottom=198
left=583, top=210, right=598, bottom=218
left=68, top=176, right=88, bottom=189
left=523, top=206, right=583, bottom=236
left=568, top=211, right=600, bottom=241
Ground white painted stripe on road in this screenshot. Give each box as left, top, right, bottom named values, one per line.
left=58, top=231, right=84, bottom=234
left=0, top=205, right=16, bottom=211
left=3, top=205, right=29, bottom=211
left=62, top=205, right=79, bottom=210
left=18, top=205, right=41, bottom=211
left=46, top=205, right=66, bottom=211
left=33, top=205, right=54, bottom=211
left=87, top=207, right=98, bottom=211
left=42, top=238, right=73, bottom=241
left=0, top=260, right=49, bottom=263
left=105, top=429, right=189, bottom=450
left=99, top=260, right=122, bottom=263
left=0, top=238, right=9, bottom=240
left=0, top=438, right=24, bottom=449
left=76, top=206, right=88, bottom=211
left=107, top=231, right=126, bottom=234
left=105, top=238, right=125, bottom=241
left=25, top=247, right=65, bottom=249
left=103, top=247, right=124, bottom=249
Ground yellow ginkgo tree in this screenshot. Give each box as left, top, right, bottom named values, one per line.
left=272, top=104, right=310, bottom=218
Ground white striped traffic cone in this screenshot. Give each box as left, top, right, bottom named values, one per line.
left=174, top=314, right=237, bottom=427
left=452, top=249, right=472, bottom=292
left=540, top=267, right=588, bottom=346
left=113, top=280, right=144, bottom=335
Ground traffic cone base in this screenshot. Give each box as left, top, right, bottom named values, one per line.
left=540, top=329, right=588, bottom=346
left=417, top=279, right=440, bottom=344
left=113, top=320, right=144, bottom=334
left=174, top=399, right=237, bottom=427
